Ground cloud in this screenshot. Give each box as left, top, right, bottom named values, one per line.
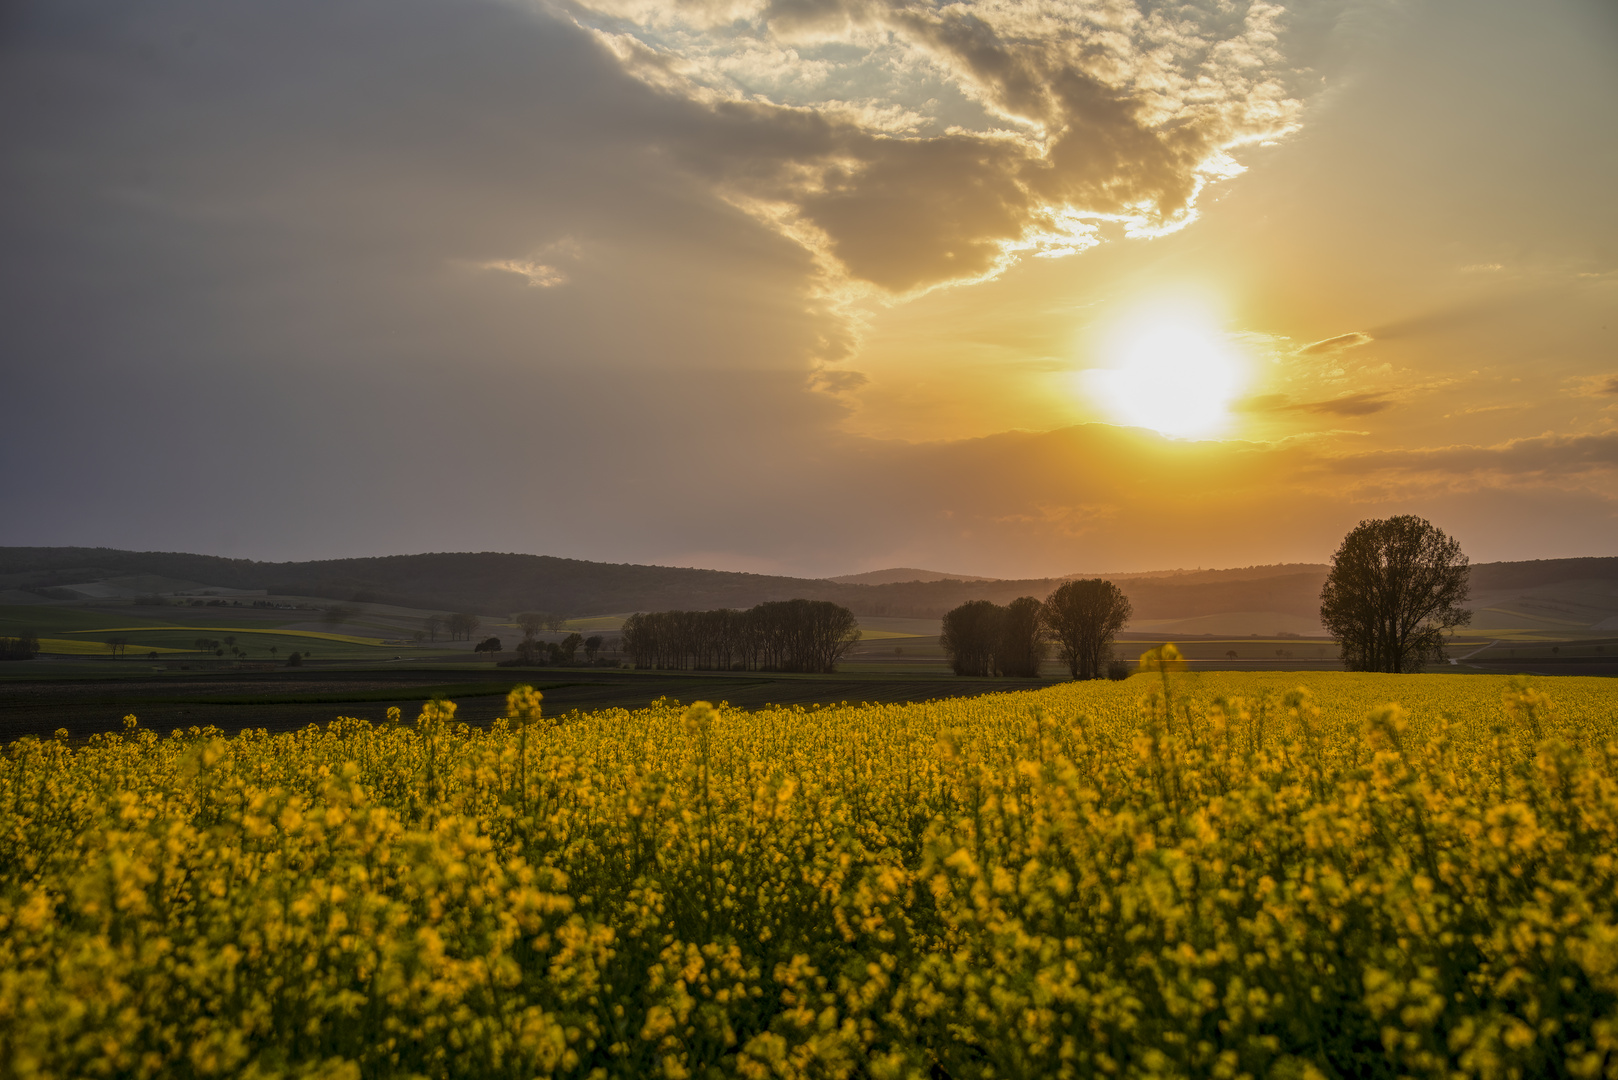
left=564, top=0, right=1309, bottom=294
left=479, top=259, right=569, bottom=287
left=1296, top=331, right=1372, bottom=355
left=809, top=366, right=869, bottom=394
left=1299, top=391, right=1393, bottom=416
left=1571, top=374, right=1618, bottom=397
left=1329, top=431, right=1618, bottom=478
left=1234, top=390, right=1393, bottom=416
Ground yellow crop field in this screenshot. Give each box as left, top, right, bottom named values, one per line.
left=34, top=637, right=190, bottom=656
left=60, top=626, right=396, bottom=646
left=3, top=665, right=1618, bottom=1079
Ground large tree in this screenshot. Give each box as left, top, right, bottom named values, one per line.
left=940, top=599, right=1004, bottom=676
left=997, top=596, right=1049, bottom=677
left=1319, top=515, right=1471, bottom=673
left=1043, top=579, right=1132, bottom=680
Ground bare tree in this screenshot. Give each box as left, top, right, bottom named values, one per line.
left=447, top=612, right=481, bottom=641
left=514, top=612, right=548, bottom=639
left=423, top=614, right=444, bottom=642
left=1320, top=516, right=1470, bottom=673
left=1043, top=579, right=1132, bottom=680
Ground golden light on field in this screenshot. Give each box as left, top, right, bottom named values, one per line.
left=1080, top=308, right=1246, bottom=439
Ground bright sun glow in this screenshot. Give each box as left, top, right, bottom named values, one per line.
left=1080, top=310, right=1245, bottom=439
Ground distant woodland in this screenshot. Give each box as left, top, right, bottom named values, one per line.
left=3, top=547, right=1616, bottom=622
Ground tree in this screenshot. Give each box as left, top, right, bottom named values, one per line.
left=557, top=632, right=584, bottom=664
left=515, top=612, right=548, bottom=639
left=940, top=600, right=1004, bottom=676
left=447, top=612, right=481, bottom=641
left=1043, top=579, right=1132, bottom=680
left=584, top=635, right=604, bottom=662
left=621, top=601, right=857, bottom=673
left=997, top=596, right=1048, bottom=677
left=474, top=636, right=503, bottom=659
left=321, top=604, right=359, bottom=629
left=0, top=633, right=41, bottom=661
left=424, top=614, right=445, bottom=642
left=1319, top=515, right=1471, bottom=673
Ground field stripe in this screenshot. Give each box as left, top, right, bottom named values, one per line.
left=58, top=626, right=395, bottom=646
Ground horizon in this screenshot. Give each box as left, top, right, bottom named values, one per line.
left=10, top=542, right=1616, bottom=587
left=2, top=0, right=1614, bottom=577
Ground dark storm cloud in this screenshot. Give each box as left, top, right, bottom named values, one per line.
left=0, top=0, right=854, bottom=374
left=0, top=0, right=865, bottom=561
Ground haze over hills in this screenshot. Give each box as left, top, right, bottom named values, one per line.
left=4, top=547, right=1618, bottom=638
left=825, top=568, right=1000, bottom=585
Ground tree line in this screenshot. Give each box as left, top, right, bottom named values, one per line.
left=621, top=599, right=860, bottom=674
left=0, top=633, right=40, bottom=661
left=941, top=579, right=1133, bottom=679
left=940, top=517, right=1475, bottom=679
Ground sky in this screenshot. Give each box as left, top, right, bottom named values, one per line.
left=1, top=0, right=1614, bottom=579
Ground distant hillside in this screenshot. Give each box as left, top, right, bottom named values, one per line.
left=3, top=547, right=1614, bottom=632
left=826, top=568, right=999, bottom=585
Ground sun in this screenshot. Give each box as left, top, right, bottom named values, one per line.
left=1080, top=310, right=1245, bottom=439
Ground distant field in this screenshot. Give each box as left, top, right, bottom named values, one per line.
left=59, top=625, right=395, bottom=646
left=0, top=606, right=455, bottom=662
left=0, top=604, right=182, bottom=636
left=560, top=615, right=629, bottom=632
left=35, top=638, right=191, bottom=656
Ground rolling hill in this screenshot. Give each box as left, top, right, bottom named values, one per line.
left=3, top=548, right=1616, bottom=636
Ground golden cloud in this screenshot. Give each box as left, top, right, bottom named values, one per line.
left=568, top=0, right=1308, bottom=294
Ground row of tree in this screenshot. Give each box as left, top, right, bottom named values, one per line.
left=939, top=517, right=1474, bottom=679
left=0, top=633, right=40, bottom=661
left=420, top=612, right=483, bottom=642
left=621, top=599, right=860, bottom=673
left=940, top=579, right=1134, bottom=679
left=502, top=632, right=612, bottom=665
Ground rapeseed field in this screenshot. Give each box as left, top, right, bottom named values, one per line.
left=3, top=665, right=1617, bottom=1079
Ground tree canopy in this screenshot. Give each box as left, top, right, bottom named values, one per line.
left=1319, top=515, right=1471, bottom=673
left=1043, top=579, right=1132, bottom=680
left=939, top=597, right=1047, bottom=677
